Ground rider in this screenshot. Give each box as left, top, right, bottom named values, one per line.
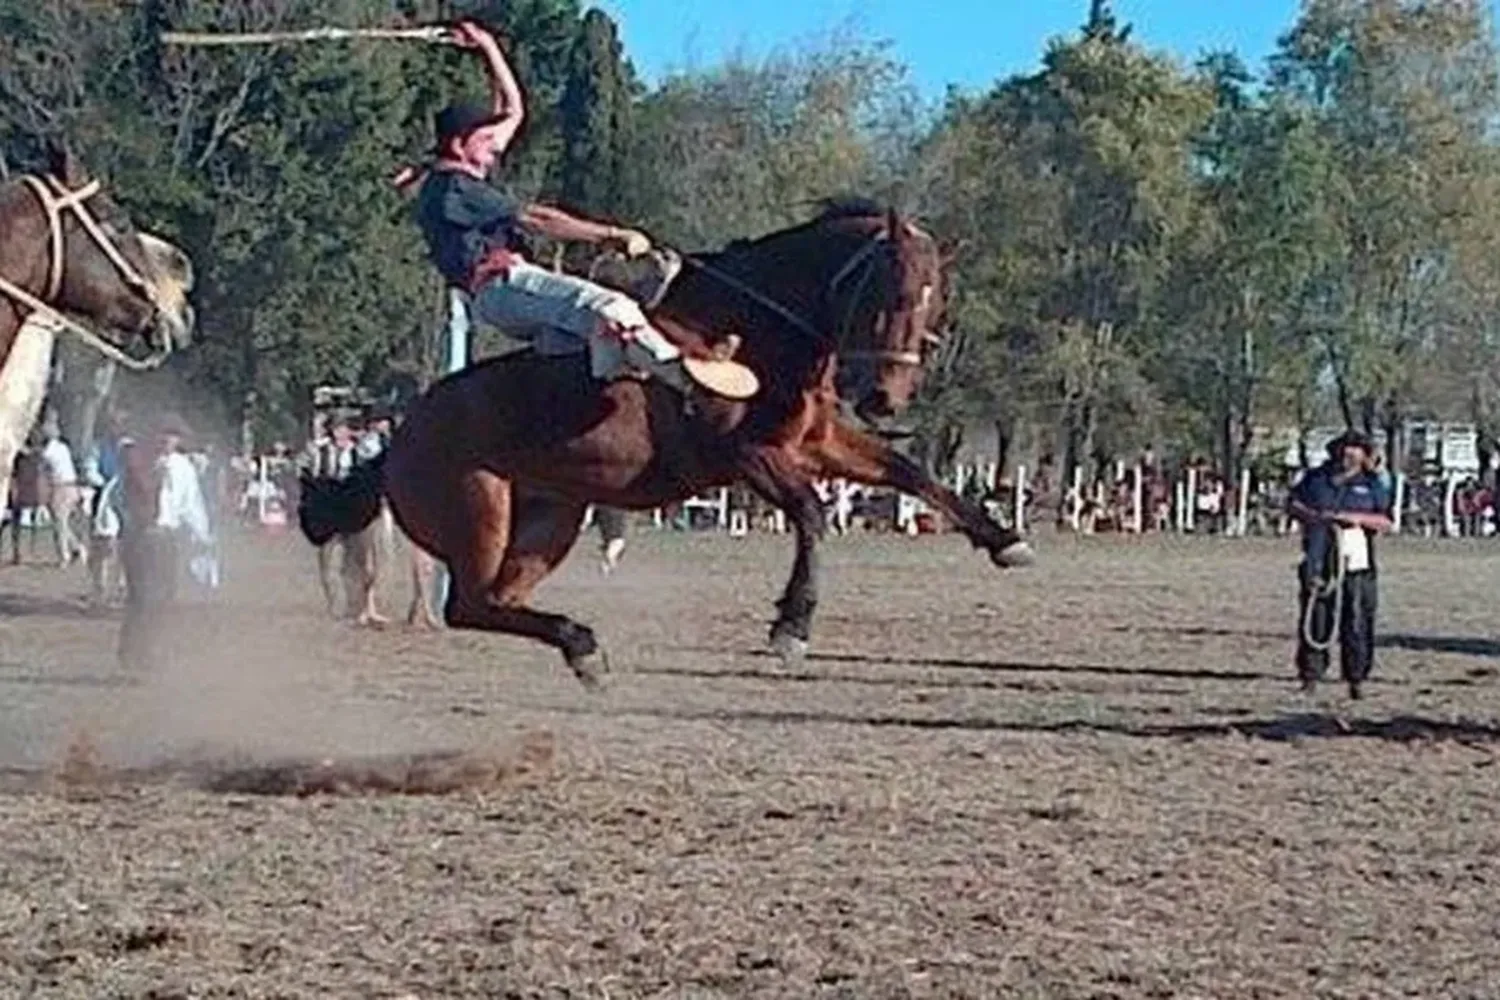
left=403, top=20, right=744, bottom=399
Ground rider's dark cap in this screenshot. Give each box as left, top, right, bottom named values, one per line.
left=433, top=101, right=504, bottom=148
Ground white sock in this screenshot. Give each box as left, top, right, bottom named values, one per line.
left=624, top=324, right=682, bottom=363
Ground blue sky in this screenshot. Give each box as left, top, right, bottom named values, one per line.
left=594, top=0, right=1302, bottom=99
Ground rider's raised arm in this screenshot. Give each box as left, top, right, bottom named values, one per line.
left=452, top=21, right=525, bottom=155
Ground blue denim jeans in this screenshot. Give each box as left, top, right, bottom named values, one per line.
left=472, top=260, right=679, bottom=365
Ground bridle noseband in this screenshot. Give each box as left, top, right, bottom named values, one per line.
left=0, top=173, right=174, bottom=371
left=824, top=232, right=932, bottom=368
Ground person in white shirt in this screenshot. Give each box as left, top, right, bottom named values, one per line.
left=39, top=424, right=82, bottom=567
left=117, top=416, right=216, bottom=669
left=156, top=426, right=214, bottom=576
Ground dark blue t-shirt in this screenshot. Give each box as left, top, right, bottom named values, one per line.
left=414, top=170, right=521, bottom=287
left=1290, top=463, right=1391, bottom=574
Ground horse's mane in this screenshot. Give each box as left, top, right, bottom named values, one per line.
left=704, top=195, right=892, bottom=262
left=812, top=195, right=890, bottom=222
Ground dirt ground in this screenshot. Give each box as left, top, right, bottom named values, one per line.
left=2, top=525, right=1499, bottom=999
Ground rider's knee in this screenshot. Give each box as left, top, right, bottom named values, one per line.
left=594, top=288, right=649, bottom=332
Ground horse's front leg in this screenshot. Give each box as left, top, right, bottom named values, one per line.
left=736, top=448, right=826, bottom=667
left=811, top=422, right=1033, bottom=567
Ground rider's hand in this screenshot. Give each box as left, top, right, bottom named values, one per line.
left=445, top=20, right=496, bottom=50
left=613, top=228, right=652, bottom=258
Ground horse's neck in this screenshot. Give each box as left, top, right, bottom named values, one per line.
left=0, top=183, right=51, bottom=362
left=660, top=227, right=857, bottom=360
left=0, top=311, right=57, bottom=476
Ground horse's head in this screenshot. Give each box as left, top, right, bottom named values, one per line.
left=798, top=201, right=950, bottom=424
left=669, top=199, right=951, bottom=419
left=28, top=143, right=196, bottom=358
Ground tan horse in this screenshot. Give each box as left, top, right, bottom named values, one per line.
left=0, top=144, right=194, bottom=521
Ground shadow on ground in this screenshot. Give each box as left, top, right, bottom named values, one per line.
left=555, top=701, right=1500, bottom=745
left=0, top=592, right=95, bottom=619
left=1112, top=624, right=1500, bottom=659
left=666, top=646, right=1283, bottom=683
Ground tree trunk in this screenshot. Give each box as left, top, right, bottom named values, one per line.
left=994, top=417, right=1013, bottom=481
left=938, top=422, right=964, bottom=478
left=1219, top=407, right=1235, bottom=487
left=239, top=390, right=257, bottom=458
left=1062, top=402, right=1084, bottom=493
left=1325, top=340, right=1355, bottom=429
left=71, top=360, right=116, bottom=465
left=1294, top=385, right=1310, bottom=469
left=1382, top=392, right=1403, bottom=475
left=1359, top=395, right=1377, bottom=437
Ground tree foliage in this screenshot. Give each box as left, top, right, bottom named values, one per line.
left=2, top=0, right=1497, bottom=475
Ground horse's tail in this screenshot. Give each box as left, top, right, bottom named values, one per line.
left=297, top=454, right=386, bottom=547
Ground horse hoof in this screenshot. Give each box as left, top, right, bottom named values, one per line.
left=769, top=631, right=809, bottom=669
left=567, top=650, right=609, bottom=691
left=992, top=540, right=1035, bottom=568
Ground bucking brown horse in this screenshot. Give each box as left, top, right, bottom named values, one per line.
left=303, top=199, right=1032, bottom=685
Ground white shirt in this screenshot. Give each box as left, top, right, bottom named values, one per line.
left=156, top=451, right=212, bottom=545
left=356, top=431, right=385, bottom=462
left=40, top=439, right=77, bottom=485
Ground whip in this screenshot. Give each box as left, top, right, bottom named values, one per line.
left=161, top=26, right=451, bottom=48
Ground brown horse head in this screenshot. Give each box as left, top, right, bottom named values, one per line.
left=0, top=142, right=195, bottom=358
left=671, top=198, right=950, bottom=424
left=831, top=204, right=951, bottom=423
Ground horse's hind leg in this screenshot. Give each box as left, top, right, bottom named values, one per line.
left=441, top=472, right=602, bottom=687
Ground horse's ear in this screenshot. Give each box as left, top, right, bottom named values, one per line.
left=44, top=139, right=87, bottom=186
left=886, top=206, right=903, bottom=241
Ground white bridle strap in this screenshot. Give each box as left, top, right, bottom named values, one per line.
left=0, top=174, right=171, bottom=371
left=21, top=175, right=160, bottom=306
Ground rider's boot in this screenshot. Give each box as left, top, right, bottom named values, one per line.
left=620, top=329, right=698, bottom=397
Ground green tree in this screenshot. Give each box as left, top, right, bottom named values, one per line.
left=1269, top=0, right=1500, bottom=459
left=628, top=39, right=918, bottom=249
left=559, top=8, right=633, bottom=217
left=917, top=9, right=1211, bottom=479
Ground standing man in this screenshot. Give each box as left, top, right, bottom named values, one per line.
left=117, top=416, right=213, bottom=669
left=299, top=418, right=387, bottom=626
left=593, top=505, right=628, bottom=575
left=39, top=423, right=82, bottom=568
left=1286, top=430, right=1393, bottom=699
left=358, top=408, right=397, bottom=598
left=5, top=440, right=41, bottom=565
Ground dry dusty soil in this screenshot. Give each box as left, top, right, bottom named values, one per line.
left=2, top=526, right=1500, bottom=999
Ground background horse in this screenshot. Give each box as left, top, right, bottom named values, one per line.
left=0, top=144, right=195, bottom=521
left=308, top=200, right=1031, bottom=684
